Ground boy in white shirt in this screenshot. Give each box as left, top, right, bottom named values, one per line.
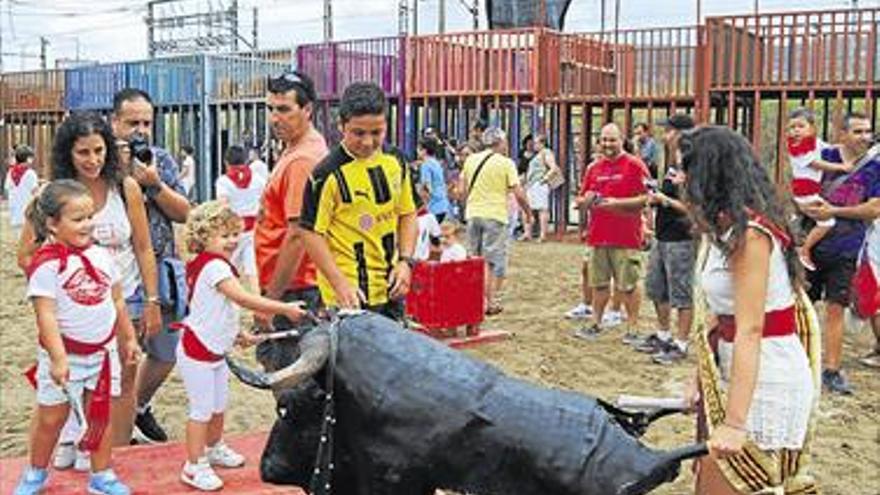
left=4, top=145, right=40, bottom=229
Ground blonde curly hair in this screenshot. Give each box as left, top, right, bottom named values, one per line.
left=184, top=200, right=242, bottom=254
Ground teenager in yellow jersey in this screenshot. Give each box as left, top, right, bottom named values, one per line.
left=300, top=82, right=418, bottom=318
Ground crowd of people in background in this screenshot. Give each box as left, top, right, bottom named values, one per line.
left=3, top=68, right=879, bottom=495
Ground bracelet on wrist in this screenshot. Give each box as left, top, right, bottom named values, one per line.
left=145, top=296, right=161, bottom=305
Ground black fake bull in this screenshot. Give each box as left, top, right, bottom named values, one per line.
left=228, top=312, right=706, bottom=495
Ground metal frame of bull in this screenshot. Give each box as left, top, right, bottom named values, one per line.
left=227, top=312, right=707, bottom=495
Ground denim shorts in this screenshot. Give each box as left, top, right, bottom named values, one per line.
left=645, top=240, right=696, bottom=308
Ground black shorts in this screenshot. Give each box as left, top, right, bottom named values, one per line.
left=807, top=253, right=857, bottom=306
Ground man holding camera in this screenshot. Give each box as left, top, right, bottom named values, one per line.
left=111, top=88, right=191, bottom=445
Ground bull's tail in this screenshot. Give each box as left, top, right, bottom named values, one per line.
left=615, top=443, right=708, bottom=495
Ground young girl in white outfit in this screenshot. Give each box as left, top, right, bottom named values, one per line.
left=15, top=180, right=140, bottom=495
left=176, top=201, right=305, bottom=491
left=786, top=108, right=852, bottom=270
left=215, top=145, right=267, bottom=295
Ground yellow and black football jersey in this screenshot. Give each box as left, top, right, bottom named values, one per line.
left=300, top=144, right=417, bottom=307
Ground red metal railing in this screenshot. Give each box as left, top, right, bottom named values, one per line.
left=706, top=8, right=879, bottom=90
left=407, top=28, right=540, bottom=98
left=572, top=26, right=699, bottom=99
left=1, top=70, right=65, bottom=112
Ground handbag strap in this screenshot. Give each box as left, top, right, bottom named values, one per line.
left=465, top=152, right=495, bottom=202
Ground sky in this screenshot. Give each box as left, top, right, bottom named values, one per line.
left=1, top=0, right=878, bottom=72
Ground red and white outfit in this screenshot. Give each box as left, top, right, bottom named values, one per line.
left=174, top=252, right=240, bottom=422
left=788, top=136, right=834, bottom=228
left=26, top=243, right=121, bottom=451
left=215, top=166, right=267, bottom=277
left=4, top=163, right=39, bottom=227
left=701, top=219, right=815, bottom=450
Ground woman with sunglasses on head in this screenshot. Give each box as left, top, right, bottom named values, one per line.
left=17, top=112, right=159, bottom=474
left=682, top=126, right=820, bottom=494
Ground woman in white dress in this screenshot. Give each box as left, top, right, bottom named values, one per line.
left=681, top=126, right=819, bottom=494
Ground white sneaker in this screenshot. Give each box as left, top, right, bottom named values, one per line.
left=181, top=459, right=223, bottom=491
left=206, top=441, right=245, bottom=468
left=564, top=303, right=593, bottom=319
left=74, top=449, right=91, bottom=472
left=602, top=310, right=625, bottom=326
left=53, top=443, right=76, bottom=470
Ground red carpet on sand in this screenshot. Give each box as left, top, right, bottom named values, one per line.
left=0, top=432, right=305, bottom=494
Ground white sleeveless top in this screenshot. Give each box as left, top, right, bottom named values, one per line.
left=701, top=221, right=795, bottom=316
left=700, top=221, right=813, bottom=451
left=92, top=186, right=141, bottom=298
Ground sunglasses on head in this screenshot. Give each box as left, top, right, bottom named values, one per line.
left=268, top=71, right=307, bottom=93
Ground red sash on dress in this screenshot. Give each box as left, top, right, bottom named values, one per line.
left=169, top=252, right=239, bottom=361
left=8, top=164, right=29, bottom=186
left=715, top=212, right=797, bottom=343
left=24, top=242, right=115, bottom=452
left=226, top=164, right=252, bottom=189
left=716, top=306, right=797, bottom=343
left=791, top=178, right=822, bottom=197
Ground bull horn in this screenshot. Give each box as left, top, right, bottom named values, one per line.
left=268, top=328, right=331, bottom=389
left=227, top=328, right=331, bottom=390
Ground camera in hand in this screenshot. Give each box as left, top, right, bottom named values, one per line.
left=128, top=132, right=153, bottom=164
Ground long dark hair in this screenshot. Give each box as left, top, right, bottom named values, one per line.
left=681, top=126, right=802, bottom=287
left=51, top=112, right=121, bottom=185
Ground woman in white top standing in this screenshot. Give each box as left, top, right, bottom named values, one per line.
left=17, top=112, right=161, bottom=470
left=215, top=145, right=267, bottom=294
left=522, top=134, right=560, bottom=242
left=681, top=126, right=818, bottom=494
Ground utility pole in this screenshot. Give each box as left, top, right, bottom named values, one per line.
left=252, top=7, right=258, bottom=50
left=231, top=0, right=239, bottom=51
left=538, top=0, right=546, bottom=28
left=472, top=0, right=478, bottom=30
left=324, top=0, right=333, bottom=41
left=39, top=36, right=49, bottom=70
left=147, top=1, right=155, bottom=58
left=413, top=0, right=419, bottom=35
left=398, top=0, right=409, bottom=35
left=754, top=0, right=759, bottom=15
left=439, top=0, right=445, bottom=34
left=600, top=0, right=606, bottom=36
left=696, top=0, right=701, bottom=25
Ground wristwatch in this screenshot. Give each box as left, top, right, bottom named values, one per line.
left=146, top=295, right=161, bottom=305
left=400, top=256, right=416, bottom=269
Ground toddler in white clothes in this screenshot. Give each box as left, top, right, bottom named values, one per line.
left=175, top=201, right=305, bottom=491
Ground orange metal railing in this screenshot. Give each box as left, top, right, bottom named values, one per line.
left=572, top=26, right=700, bottom=99
left=706, top=8, right=879, bottom=91
left=1, top=70, right=66, bottom=112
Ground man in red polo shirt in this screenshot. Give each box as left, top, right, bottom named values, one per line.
left=575, top=123, right=650, bottom=342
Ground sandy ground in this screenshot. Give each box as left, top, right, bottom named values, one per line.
left=2, top=214, right=879, bottom=494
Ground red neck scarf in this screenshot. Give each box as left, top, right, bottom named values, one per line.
left=8, top=164, right=29, bottom=186
left=786, top=135, right=817, bottom=157
left=183, top=251, right=239, bottom=304
left=226, top=164, right=252, bottom=189
left=26, top=242, right=102, bottom=283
